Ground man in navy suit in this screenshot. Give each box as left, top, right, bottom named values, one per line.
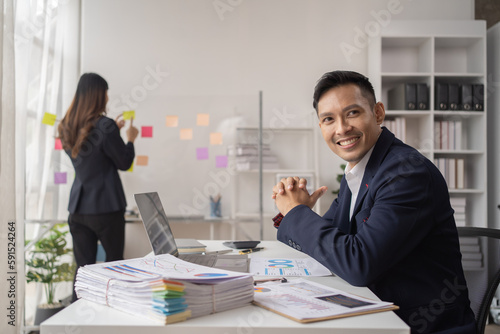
left=272, top=71, right=475, bottom=333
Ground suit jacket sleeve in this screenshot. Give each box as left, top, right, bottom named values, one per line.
left=277, top=152, right=445, bottom=287
left=100, top=117, right=135, bottom=170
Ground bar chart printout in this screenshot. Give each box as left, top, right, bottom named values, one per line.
left=249, top=258, right=331, bottom=276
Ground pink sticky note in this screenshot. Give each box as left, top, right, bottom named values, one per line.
left=197, top=147, right=209, bottom=160
left=54, top=172, right=67, bottom=184
left=55, top=138, right=63, bottom=150
left=141, top=126, right=153, bottom=138
left=215, top=155, right=228, bottom=168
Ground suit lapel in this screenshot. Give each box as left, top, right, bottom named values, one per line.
left=351, top=127, right=395, bottom=218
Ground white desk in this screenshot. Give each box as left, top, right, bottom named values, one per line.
left=41, top=241, right=410, bottom=334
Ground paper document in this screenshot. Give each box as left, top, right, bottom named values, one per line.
left=253, top=279, right=398, bottom=323
left=75, top=254, right=254, bottom=324
left=81, top=253, right=248, bottom=282
left=250, top=257, right=332, bottom=276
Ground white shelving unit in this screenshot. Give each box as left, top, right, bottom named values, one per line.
left=229, top=125, right=320, bottom=240
left=487, top=22, right=500, bottom=231
left=368, top=20, right=487, bottom=229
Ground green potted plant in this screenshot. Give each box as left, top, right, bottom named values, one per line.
left=332, top=164, right=346, bottom=196
left=25, top=223, right=75, bottom=325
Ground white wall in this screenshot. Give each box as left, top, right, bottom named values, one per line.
left=80, top=0, right=474, bottom=232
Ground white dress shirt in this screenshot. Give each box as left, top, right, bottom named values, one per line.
left=344, top=145, right=375, bottom=219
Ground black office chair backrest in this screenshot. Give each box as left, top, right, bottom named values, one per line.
left=457, top=227, right=500, bottom=334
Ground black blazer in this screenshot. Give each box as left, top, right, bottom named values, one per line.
left=277, top=128, right=475, bottom=333
left=66, top=116, right=135, bottom=214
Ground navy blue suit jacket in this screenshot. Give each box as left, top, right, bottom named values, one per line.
left=277, top=128, right=475, bottom=333
left=66, top=116, right=135, bottom=214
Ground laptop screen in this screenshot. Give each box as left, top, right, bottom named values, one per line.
left=134, top=192, right=179, bottom=256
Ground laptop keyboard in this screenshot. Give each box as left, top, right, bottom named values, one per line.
left=179, top=254, right=217, bottom=267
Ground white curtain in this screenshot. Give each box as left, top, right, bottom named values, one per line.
left=13, top=0, right=80, bottom=330
left=0, top=0, right=18, bottom=333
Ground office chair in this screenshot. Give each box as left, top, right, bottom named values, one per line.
left=457, top=227, right=500, bottom=334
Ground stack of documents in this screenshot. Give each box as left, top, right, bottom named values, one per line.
left=227, top=144, right=279, bottom=170
left=75, top=254, right=254, bottom=324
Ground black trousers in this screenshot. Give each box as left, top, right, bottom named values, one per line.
left=68, top=210, right=125, bottom=301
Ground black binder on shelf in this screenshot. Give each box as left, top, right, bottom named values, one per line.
left=416, top=83, right=429, bottom=110
left=435, top=83, right=448, bottom=110
left=473, top=84, right=484, bottom=111
left=448, top=84, right=460, bottom=111
left=460, top=84, right=473, bottom=111
left=388, top=83, right=416, bottom=110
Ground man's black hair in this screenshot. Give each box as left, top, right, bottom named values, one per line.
left=313, top=70, right=377, bottom=112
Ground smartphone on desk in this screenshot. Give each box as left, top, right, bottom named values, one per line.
left=223, top=241, right=260, bottom=249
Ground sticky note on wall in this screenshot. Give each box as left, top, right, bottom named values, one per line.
left=141, top=126, right=153, bottom=138
left=55, top=138, right=63, bottom=150
left=166, top=116, right=178, bottom=127
left=136, top=155, right=149, bottom=166
left=210, top=132, right=223, bottom=145
left=216, top=155, right=228, bottom=168
left=54, top=172, right=67, bottom=184
left=42, top=112, right=57, bottom=126
left=123, top=111, right=135, bottom=120
left=180, top=128, right=193, bottom=140
left=196, top=147, right=209, bottom=160
left=197, top=113, right=210, bottom=126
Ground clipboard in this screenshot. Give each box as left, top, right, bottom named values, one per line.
left=252, top=301, right=399, bottom=323
left=252, top=278, right=399, bottom=323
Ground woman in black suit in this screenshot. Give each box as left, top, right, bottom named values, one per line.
left=58, top=73, right=139, bottom=301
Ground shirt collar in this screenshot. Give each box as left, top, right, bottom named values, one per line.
left=344, top=145, right=375, bottom=193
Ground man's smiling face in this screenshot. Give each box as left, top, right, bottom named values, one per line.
left=318, top=84, right=385, bottom=167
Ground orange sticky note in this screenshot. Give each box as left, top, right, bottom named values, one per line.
left=166, top=116, right=179, bottom=127
left=42, top=112, right=57, bottom=126
left=180, top=128, right=193, bottom=140
left=197, top=113, right=210, bottom=126
left=210, top=132, right=223, bottom=145
left=136, top=155, right=149, bottom=166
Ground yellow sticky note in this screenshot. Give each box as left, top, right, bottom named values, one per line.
left=123, top=111, right=135, bottom=120
left=42, top=112, right=57, bottom=126
left=127, top=161, right=134, bottom=172
left=197, top=113, right=210, bottom=126
left=136, top=155, right=149, bottom=166
left=166, top=115, right=179, bottom=127
left=210, top=132, right=223, bottom=145
left=180, top=128, right=193, bottom=140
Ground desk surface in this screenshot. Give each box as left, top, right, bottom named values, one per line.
left=41, top=240, right=410, bottom=334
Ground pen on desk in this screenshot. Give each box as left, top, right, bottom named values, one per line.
left=239, top=247, right=264, bottom=255
left=254, top=277, right=288, bottom=285
left=203, top=249, right=233, bottom=255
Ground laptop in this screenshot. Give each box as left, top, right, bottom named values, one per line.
left=134, top=192, right=249, bottom=272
